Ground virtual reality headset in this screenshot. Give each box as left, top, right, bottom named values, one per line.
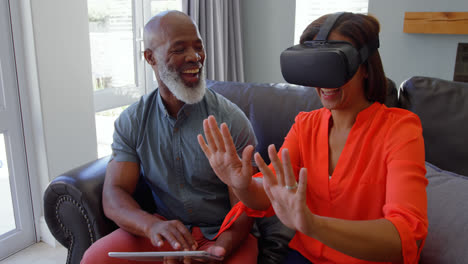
left=280, top=12, right=380, bottom=88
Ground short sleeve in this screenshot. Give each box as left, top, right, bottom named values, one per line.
left=224, top=102, right=258, bottom=159
left=111, top=104, right=140, bottom=163
left=383, top=112, right=428, bottom=264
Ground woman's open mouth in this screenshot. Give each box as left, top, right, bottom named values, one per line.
left=320, top=88, right=341, bottom=100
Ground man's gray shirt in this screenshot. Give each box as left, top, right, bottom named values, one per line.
left=111, top=87, right=257, bottom=239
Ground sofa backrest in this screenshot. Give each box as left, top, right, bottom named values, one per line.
left=208, top=80, right=321, bottom=163
left=399, top=76, right=468, bottom=176
left=208, top=78, right=398, bottom=163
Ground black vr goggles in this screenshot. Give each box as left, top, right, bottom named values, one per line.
left=280, top=12, right=380, bottom=88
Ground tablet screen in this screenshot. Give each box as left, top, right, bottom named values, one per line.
left=108, top=251, right=224, bottom=261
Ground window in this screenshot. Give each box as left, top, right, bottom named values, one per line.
left=95, top=106, right=127, bottom=158
left=294, top=0, right=368, bottom=44
left=88, top=0, right=182, bottom=157
left=147, top=0, right=182, bottom=15
left=143, top=0, right=183, bottom=90
left=0, top=134, right=15, bottom=234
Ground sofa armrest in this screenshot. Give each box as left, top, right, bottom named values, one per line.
left=43, top=156, right=117, bottom=264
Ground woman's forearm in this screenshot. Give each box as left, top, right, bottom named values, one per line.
left=306, top=215, right=403, bottom=262
left=215, top=212, right=254, bottom=256
left=232, top=178, right=271, bottom=210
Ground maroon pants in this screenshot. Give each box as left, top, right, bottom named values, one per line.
left=81, top=227, right=258, bottom=264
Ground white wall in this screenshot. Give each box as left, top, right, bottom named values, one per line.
left=241, top=0, right=296, bottom=83
left=11, top=0, right=98, bottom=245
left=241, top=0, right=468, bottom=86
left=369, top=0, right=468, bottom=86
left=30, top=0, right=98, bottom=183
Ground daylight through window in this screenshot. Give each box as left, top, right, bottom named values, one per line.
left=294, top=0, right=368, bottom=44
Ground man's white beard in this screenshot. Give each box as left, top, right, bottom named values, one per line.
left=158, top=60, right=206, bottom=105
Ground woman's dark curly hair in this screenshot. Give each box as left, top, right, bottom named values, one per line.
left=300, top=12, right=387, bottom=103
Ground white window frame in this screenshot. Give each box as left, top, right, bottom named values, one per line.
left=91, top=0, right=147, bottom=113
left=294, top=0, right=369, bottom=44
left=90, top=0, right=183, bottom=113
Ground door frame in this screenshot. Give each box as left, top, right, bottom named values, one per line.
left=8, top=0, right=51, bottom=245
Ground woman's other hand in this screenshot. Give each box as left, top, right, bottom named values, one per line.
left=198, top=115, right=254, bottom=191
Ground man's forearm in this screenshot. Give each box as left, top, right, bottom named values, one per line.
left=103, top=160, right=160, bottom=237
left=103, top=186, right=160, bottom=237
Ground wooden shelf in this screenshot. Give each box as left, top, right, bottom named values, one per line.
left=403, top=12, right=468, bottom=35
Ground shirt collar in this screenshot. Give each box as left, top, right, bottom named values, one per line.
left=156, top=88, right=199, bottom=120
left=323, top=102, right=382, bottom=126
left=355, top=102, right=382, bottom=124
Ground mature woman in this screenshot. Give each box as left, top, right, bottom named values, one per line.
left=198, top=12, right=427, bottom=264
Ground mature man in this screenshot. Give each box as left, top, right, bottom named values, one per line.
left=81, top=11, right=258, bottom=263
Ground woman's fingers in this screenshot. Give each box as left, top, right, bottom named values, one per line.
left=254, top=152, right=278, bottom=188
left=241, top=145, right=254, bottom=177
left=201, top=116, right=231, bottom=156
left=197, top=134, right=212, bottom=157
left=207, top=116, right=226, bottom=152
left=201, top=116, right=241, bottom=161
left=268, top=145, right=285, bottom=186
left=202, top=118, right=218, bottom=153
left=262, top=175, right=275, bottom=202
left=281, top=149, right=297, bottom=190
left=297, top=168, right=308, bottom=201
left=220, top=122, right=239, bottom=157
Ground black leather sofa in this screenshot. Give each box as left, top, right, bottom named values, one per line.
left=44, top=78, right=400, bottom=264
left=398, top=76, right=468, bottom=264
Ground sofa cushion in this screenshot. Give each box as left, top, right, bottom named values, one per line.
left=420, top=162, right=468, bottom=264
left=399, top=76, right=468, bottom=176
left=208, top=79, right=398, bottom=163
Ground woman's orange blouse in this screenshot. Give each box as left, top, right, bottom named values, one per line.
left=268, top=103, right=428, bottom=263
left=252, top=103, right=428, bottom=264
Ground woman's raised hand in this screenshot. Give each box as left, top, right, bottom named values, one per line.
left=254, top=145, right=313, bottom=234
left=198, top=115, right=254, bottom=190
